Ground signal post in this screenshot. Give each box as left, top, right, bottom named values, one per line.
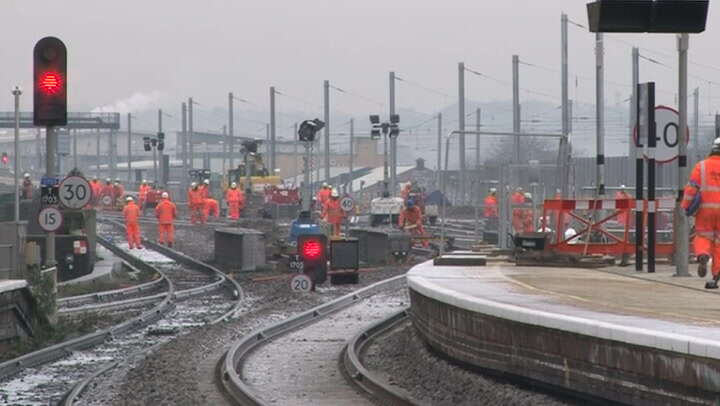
left=34, top=37, right=68, bottom=267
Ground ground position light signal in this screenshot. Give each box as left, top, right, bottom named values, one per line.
left=34, top=36, right=67, bottom=126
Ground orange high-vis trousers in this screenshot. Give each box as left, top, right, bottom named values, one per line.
left=126, top=223, right=141, bottom=249
left=158, top=224, right=175, bottom=244
left=694, top=209, right=720, bottom=277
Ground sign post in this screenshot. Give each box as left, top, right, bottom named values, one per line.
left=340, top=196, right=355, bottom=237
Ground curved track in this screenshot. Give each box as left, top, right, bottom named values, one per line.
left=220, top=275, right=407, bottom=405
left=0, top=221, right=243, bottom=406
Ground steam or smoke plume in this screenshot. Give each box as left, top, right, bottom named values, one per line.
left=92, top=91, right=162, bottom=114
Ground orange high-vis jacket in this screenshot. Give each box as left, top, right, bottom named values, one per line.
left=200, top=184, right=209, bottom=199
left=226, top=188, right=245, bottom=205
left=188, top=188, right=204, bottom=206
left=399, top=206, right=423, bottom=227
left=323, top=198, right=345, bottom=223
left=155, top=199, right=177, bottom=224
left=123, top=201, right=141, bottom=224
left=683, top=156, right=720, bottom=214
left=139, top=184, right=150, bottom=200
left=483, top=195, right=498, bottom=218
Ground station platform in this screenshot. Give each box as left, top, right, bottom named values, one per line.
left=407, top=260, right=720, bottom=406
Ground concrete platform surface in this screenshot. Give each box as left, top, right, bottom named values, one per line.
left=0, top=280, right=28, bottom=294
left=407, top=261, right=720, bottom=360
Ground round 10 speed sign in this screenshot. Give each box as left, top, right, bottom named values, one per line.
left=38, top=207, right=63, bottom=232
left=59, top=176, right=92, bottom=209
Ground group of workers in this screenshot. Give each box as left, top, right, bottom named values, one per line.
left=187, top=179, right=246, bottom=225
left=122, top=191, right=177, bottom=249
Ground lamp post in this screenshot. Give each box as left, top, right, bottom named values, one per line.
left=12, top=86, right=21, bottom=223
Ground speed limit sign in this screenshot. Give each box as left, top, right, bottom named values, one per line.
left=340, top=196, right=355, bottom=212
left=290, top=274, right=313, bottom=293
left=59, top=176, right=91, bottom=209
left=38, top=207, right=63, bottom=232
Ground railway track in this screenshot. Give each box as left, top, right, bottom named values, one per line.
left=0, top=222, right=243, bottom=406
left=220, top=275, right=408, bottom=405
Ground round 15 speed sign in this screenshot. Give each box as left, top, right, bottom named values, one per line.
left=38, top=207, right=63, bottom=232
left=59, top=176, right=91, bottom=209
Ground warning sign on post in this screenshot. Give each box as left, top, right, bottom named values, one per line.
left=633, top=105, right=690, bottom=163
left=59, top=176, right=91, bottom=209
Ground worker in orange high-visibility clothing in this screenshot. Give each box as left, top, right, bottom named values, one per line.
left=683, top=138, right=720, bottom=289
left=615, top=185, right=633, bottom=227
left=204, top=197, right=220, bottom=219
left=401, top=182, right=412, bottom=202
left=511, top=187, right=526, bottom=234
left=155, top=192, right=177, bottom=248
left=322, top=188, right=345, bottom=237
left=399, top=199, right=428, bottom=247
left=316, top=183, right=331, bottom=210
left=100, top=178, right=115, bottom=209
left=483, top=188, right=498, bottom=219
left=200, top=179, right=210, bottom=199
left=138, top=179, right=150, bottom=212
left=21, top=173, right=33, bottom=200
left=225, top=182, right=245, bottom=220
left=187, top=182, right=205, bottom=224
left=521, top=192, right=535, bottom=233
left=122, top=197, right=142, bottom=249
left=90, top=176, right=102, bottom=206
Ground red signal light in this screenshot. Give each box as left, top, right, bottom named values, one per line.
left=39, top=72, right=62, bottom=95
left=302, top=240, right=322, bottom=259
left=1, top=154, right=8, bottom=165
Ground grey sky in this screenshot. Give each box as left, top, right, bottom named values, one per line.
left=2, top=1, right=718, bottom=126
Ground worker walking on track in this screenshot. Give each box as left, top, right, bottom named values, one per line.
left=187, top=182, right=205, bottom=224
left=322, top=188, right=345, bottom=237
left=90, top=176, right=102, bottom=206
left=683, top=138, right=720, bottom=289
left=483, top=188, right=498, bottom=218
left=138, top=180, right=150, bottom=212
left=122, top=197, right=142, bottom=249
left=317, top=183, right=331, bottom=210
left=225, top=182, right=245, bottom=220
left=155, top=192, right=176, bottom=248
left=511, top=187, right=525, bottom=234
left=399, top=199, right=428, bottom=248
left=615, top=185, right=633, bottom=227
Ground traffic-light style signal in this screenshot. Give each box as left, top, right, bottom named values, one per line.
left=298, top=119, right=325, bottom=142
left=298, top=234, right=328, bottom=285
left=33, top=37, right=68, bottom=126
left=157, top=132, right=165, bottom=151
left=1, top=152, right=8, bottom=165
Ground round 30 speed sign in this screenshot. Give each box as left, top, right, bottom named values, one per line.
left=38, top=207, right=63, bottom=232
left=59, top=176, right=92, bottom=209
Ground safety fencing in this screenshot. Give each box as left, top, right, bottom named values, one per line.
left=539, top=197, right=678, bottom=258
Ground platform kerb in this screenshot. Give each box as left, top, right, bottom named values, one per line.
left=407, top=262, right=720, bottom=406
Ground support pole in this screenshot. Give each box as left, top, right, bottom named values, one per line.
left=512, top=55, right=520, bottom=167
left=188, top=97, right=194, bottom=170
left=436, top=113, right=442, bottom=175
left=157, top=108, right=163, bottom=185
left=303, top=141, right=311, bottom=212
left=46, top=126, right=56, bottom=266
left=635, top=83, right=645, bottom=272
left=270, top=87, right=277, bottom=175
left=349, top=118, right=354, bottom=193
left=222, top=125, right=227, bottom=176
left=630, top=47, right=639, bottom=186
left=293, top=124, right=298, bottom=186
left=646, top=83, right=657, bottom=274
left=229, top=92, right=234, bottom=169
left=596, top=32, right=605, bottom=196
left=181, top=102, right=188, bottom=189
left=675, top=34, right=690, bottom=277
left=458, top=63, right=466, bottom=204
left=389, top=72, right=397, bottom=195
left=324, top=80, right=330, bottom=183
left=127, top=113, right=132, bottom=183
left=475, top=108, right=481, bottom=240
left=12, top=87, right=21, bottom=223
left=96, top=131, right=100, bottom=178
left=72, top=129, right=77, bottom=171
left=109, top=129, right=116, bottom=180
left=693, top=87, right=700, bottom=161
left=559, top=13, right=570, bottom=197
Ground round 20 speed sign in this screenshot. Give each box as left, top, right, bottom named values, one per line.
left=290, top=274, right=313, bottom=293
left=59, top=176, right=92, bottom=209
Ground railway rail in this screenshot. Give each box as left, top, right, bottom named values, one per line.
left=220, top=274, right=407, bottom=405
left=0, top=221, right=244, bottom=405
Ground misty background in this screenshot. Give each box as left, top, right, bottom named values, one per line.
left=1, top=0, right=719, bottom=168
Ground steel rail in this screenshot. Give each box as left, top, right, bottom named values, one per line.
left=58, top=267, right=166, bottom=308
left=0, top=236, right=175, bottom=381
left=342, top=309, right=424, bottom=406
left=220, top=274, right=406, bottom=405
left=59, top=221, right=245, bottom=405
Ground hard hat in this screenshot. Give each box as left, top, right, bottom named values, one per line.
left=712, top=138, right=720, bottom=152
left=516, top=186, right=523, bottom=191
left=322, top=182, right=328, bottom=188
left=524, top=192, right=532, bottom=199
left=203, top=179, right=210, bottom=184
left=191, top=182, right=197, bottom=187
left=142, top=179, right=147, bottom=184
left=105, top=178, right=111, bottom=183
left=23, top=173, right=30, bottom=178
left=489, top=187, right=497, bottom=193
left=161, top=192, right=169, bottom=199
left=620, top=184, right=627, bottom=190
left=330, top=188, right=339, bottom=198
left=115, top=178, right=121, bottom=182
left=126, top=196, right=133, bottom=202
left=230, top=182, right=237, bottom=188
left=407, top=199, right=415, bottom=208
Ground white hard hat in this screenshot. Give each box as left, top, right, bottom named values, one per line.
left=524, top=192, right=532, bottom=199
left=115, top=178, right=121, bottom=182
left=489, top=187, right=497, bottom=193
left=620, top=184, right=627, bottom=190
left=203, top=179, right=210, bottom=184
left=126, top=196, right=134, bottom=202
left=106, top=178, right=111, bottom=183
left=322, top=182, right=328, bottom=188
left=191, top=182, right=197, bottom=187
left=331, top=188, right=339, bottom=198
left=161, top=192, right=169, bottom=198
left=23, top=173, right=30, bottom=178
left=713, top=137, right=720, bottom=152
left=230, top=182, right=237, bottom=188
left=142, top=179, right=147, bottom=184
